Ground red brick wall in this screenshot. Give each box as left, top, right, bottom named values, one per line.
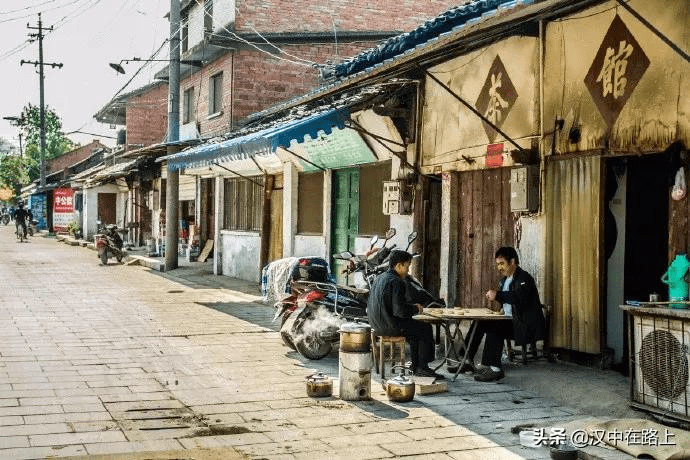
left=182, top=41, right=379, bottom=136
left=235, top=0, right=465, bottom=33
left=47, top=140, right=107, bottom=173
left=125, top=83, right=168, bottom=148
left=232, top=42, right=372, bottom=123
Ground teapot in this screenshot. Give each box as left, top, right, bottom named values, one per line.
left=384, top=366, right=415, bottom=402
left=305, top=372, right=333, bottom=398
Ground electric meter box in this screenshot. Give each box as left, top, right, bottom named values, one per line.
left=510, top=165, right=539, bottom=212
left=383, top=181, right=401, bottom=215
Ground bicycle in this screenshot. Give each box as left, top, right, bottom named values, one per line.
left=15, top=223, right=24, bottom=242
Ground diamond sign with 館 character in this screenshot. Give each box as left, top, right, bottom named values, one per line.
left=584, top=15, right=649, bottom=128
left=475, top=55, right=518, bottom=143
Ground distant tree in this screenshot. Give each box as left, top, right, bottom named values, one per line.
left=20, top=104, right=77, bottom=182
left=0, top=154, right=26, bottom=197
left=0, top=137, right=16, bottom=155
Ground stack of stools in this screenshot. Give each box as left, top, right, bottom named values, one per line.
left=371, top=330, right=406, bottom=380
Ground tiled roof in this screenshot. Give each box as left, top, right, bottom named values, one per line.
left=333, top=0, right=534, bottom=80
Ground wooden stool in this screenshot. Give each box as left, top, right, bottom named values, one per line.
left=371, top=331, right=406, bottom=380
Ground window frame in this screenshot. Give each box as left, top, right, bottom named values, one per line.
left=223, top=176, right=264, bottom=231
left=208, top=72, right=223, bottom=116
left=204, top=0, right=213, bottom=34
left=182, top=87, right=195, bottom=124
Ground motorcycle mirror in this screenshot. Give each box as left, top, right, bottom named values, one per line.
left=335, top=251, right=354, bottom=260
left=385, top=228, right=396, bottom=240
left=405, top=231, right=418, bottom=251
left=369, top=235, right=379, bottom=248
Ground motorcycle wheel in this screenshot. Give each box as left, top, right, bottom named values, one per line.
left=116, top=253, right=123, bottom=263
left=279, top=312, right=297, bottom=350
left=100, top=251, right=108, bottom=265
left=294, top=322, right=332, bottom=360
left=28, top=227, right=33, bottom=236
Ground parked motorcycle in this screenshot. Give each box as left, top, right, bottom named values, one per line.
left=27, top=218, right=37, bottom=236
left=95, top=221, right=125, bottom=265
left=1, top=212, right=9, bottom=225
left=277, top=230, right=444, bottom=360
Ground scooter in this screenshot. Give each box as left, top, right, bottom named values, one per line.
left=95, top=221, right=126, bottom=265
left=275, top=230, right=397, bottom=358
left=279, top=230, right=444, bottom=360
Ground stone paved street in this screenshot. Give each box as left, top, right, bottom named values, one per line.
left=0, top=226, right=634, bottom=460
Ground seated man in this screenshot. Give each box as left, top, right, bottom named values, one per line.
left=367, top=249, right=444, bottom=379
left=456, top=246, right=546, bottom=382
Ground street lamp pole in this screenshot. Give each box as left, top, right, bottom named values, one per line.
left=165, top=0, right=180, bottom=271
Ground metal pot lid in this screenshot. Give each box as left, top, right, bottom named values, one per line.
left=339, top=322, right=371, bottom=333
left=388, top=374, right=414, bottom=386
left=306, top=372, right=330, bottom=382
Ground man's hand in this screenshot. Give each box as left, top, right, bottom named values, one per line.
left=416, top=304, right=423, bottom=314
left=485, top=290, right=497, bottom=302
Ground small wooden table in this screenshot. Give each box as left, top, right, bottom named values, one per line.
left=414, top=307, right=512, bottom=382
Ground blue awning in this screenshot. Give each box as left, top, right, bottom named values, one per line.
left=165, top=108, right=349, bottom=171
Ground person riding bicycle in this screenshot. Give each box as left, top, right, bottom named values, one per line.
left=14, top=203, right=29, bottom=238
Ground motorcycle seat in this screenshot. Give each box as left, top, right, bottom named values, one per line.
left=338, top=285, right=369, bottom=302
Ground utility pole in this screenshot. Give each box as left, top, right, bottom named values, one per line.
left=165, top=0, right=181, bottom=271
left=21, top=13, right=63, bottom=190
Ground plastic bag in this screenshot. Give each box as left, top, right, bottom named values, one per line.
left=672, top=167, right=686, bottom=201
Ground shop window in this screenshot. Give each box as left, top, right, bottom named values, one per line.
left=297, top=172, right=323, bottom=234
left=223, top=176, right=264, bottom=231
left=209, top=72, right=223, bottom=115
left=359, top=161, right=391, bottom=236
left=183, top=87, right=194, bottom=124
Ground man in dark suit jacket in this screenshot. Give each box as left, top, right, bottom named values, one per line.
left=459, top=246, right=546, bottom=382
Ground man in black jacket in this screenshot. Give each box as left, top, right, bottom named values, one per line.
left=460, top=246, right=546, bottom=382
left=367, top=250, right=444, bottom=379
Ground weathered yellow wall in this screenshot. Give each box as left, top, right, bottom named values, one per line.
left=421, top=35, right=539, bottom=173
left=544, top=0, right=690, bottom=154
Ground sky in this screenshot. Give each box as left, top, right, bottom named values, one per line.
left=0, top=0, right=172, bottom=150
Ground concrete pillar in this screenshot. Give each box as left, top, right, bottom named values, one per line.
left=283, top=162, right=298, bottom=258
left=213, top=175, right=224, bottom=275
left=323, top=169, right=332, bottom=259
left=439, top=172, right=459, bottom=306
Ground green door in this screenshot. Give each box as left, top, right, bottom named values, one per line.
left=332, top=168, right=359, bottom=285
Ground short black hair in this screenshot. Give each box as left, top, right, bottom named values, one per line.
left=495, top=246, right=519, bottom=265
left=389, top=249, right=413, bottom=269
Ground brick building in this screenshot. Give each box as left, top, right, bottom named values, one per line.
left=46, top=139, right=108, bottom=174
left=167, top=0, right=467, bottom=138
left=93, top=81, right=168, bottom=150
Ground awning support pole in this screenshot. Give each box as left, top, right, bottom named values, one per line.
left=212, top=162, right=265, bottom=187
left=345, top=123, right=406, bottom=148
left=347, top=117, right=417, bottom=169
left=250, top=156, right=266, bottom=174
left=424, top=69, right=525, bottom=152
left=281, top=147, right=327, bottom=172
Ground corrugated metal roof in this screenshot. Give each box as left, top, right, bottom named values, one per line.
left=164, top=108, right=349, bottom=171
left=333, top=0, right=534, bottom=80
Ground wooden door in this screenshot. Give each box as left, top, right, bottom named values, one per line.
left=97, top=193, right=117, bottom=225
left=423, top=178, right=442, bottom=298
left=457, top=168, right=515, bottom=308
left=332, top=168, right=359, bottom=285
left=269, top=175, right=283, bottom=261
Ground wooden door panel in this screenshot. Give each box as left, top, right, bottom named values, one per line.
left=457, top=169, right=515, bottom=308
left=97, top=193, right=116, bottom=225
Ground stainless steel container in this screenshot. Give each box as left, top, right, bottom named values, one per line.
left=339, top=322, right=371, bottom=353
